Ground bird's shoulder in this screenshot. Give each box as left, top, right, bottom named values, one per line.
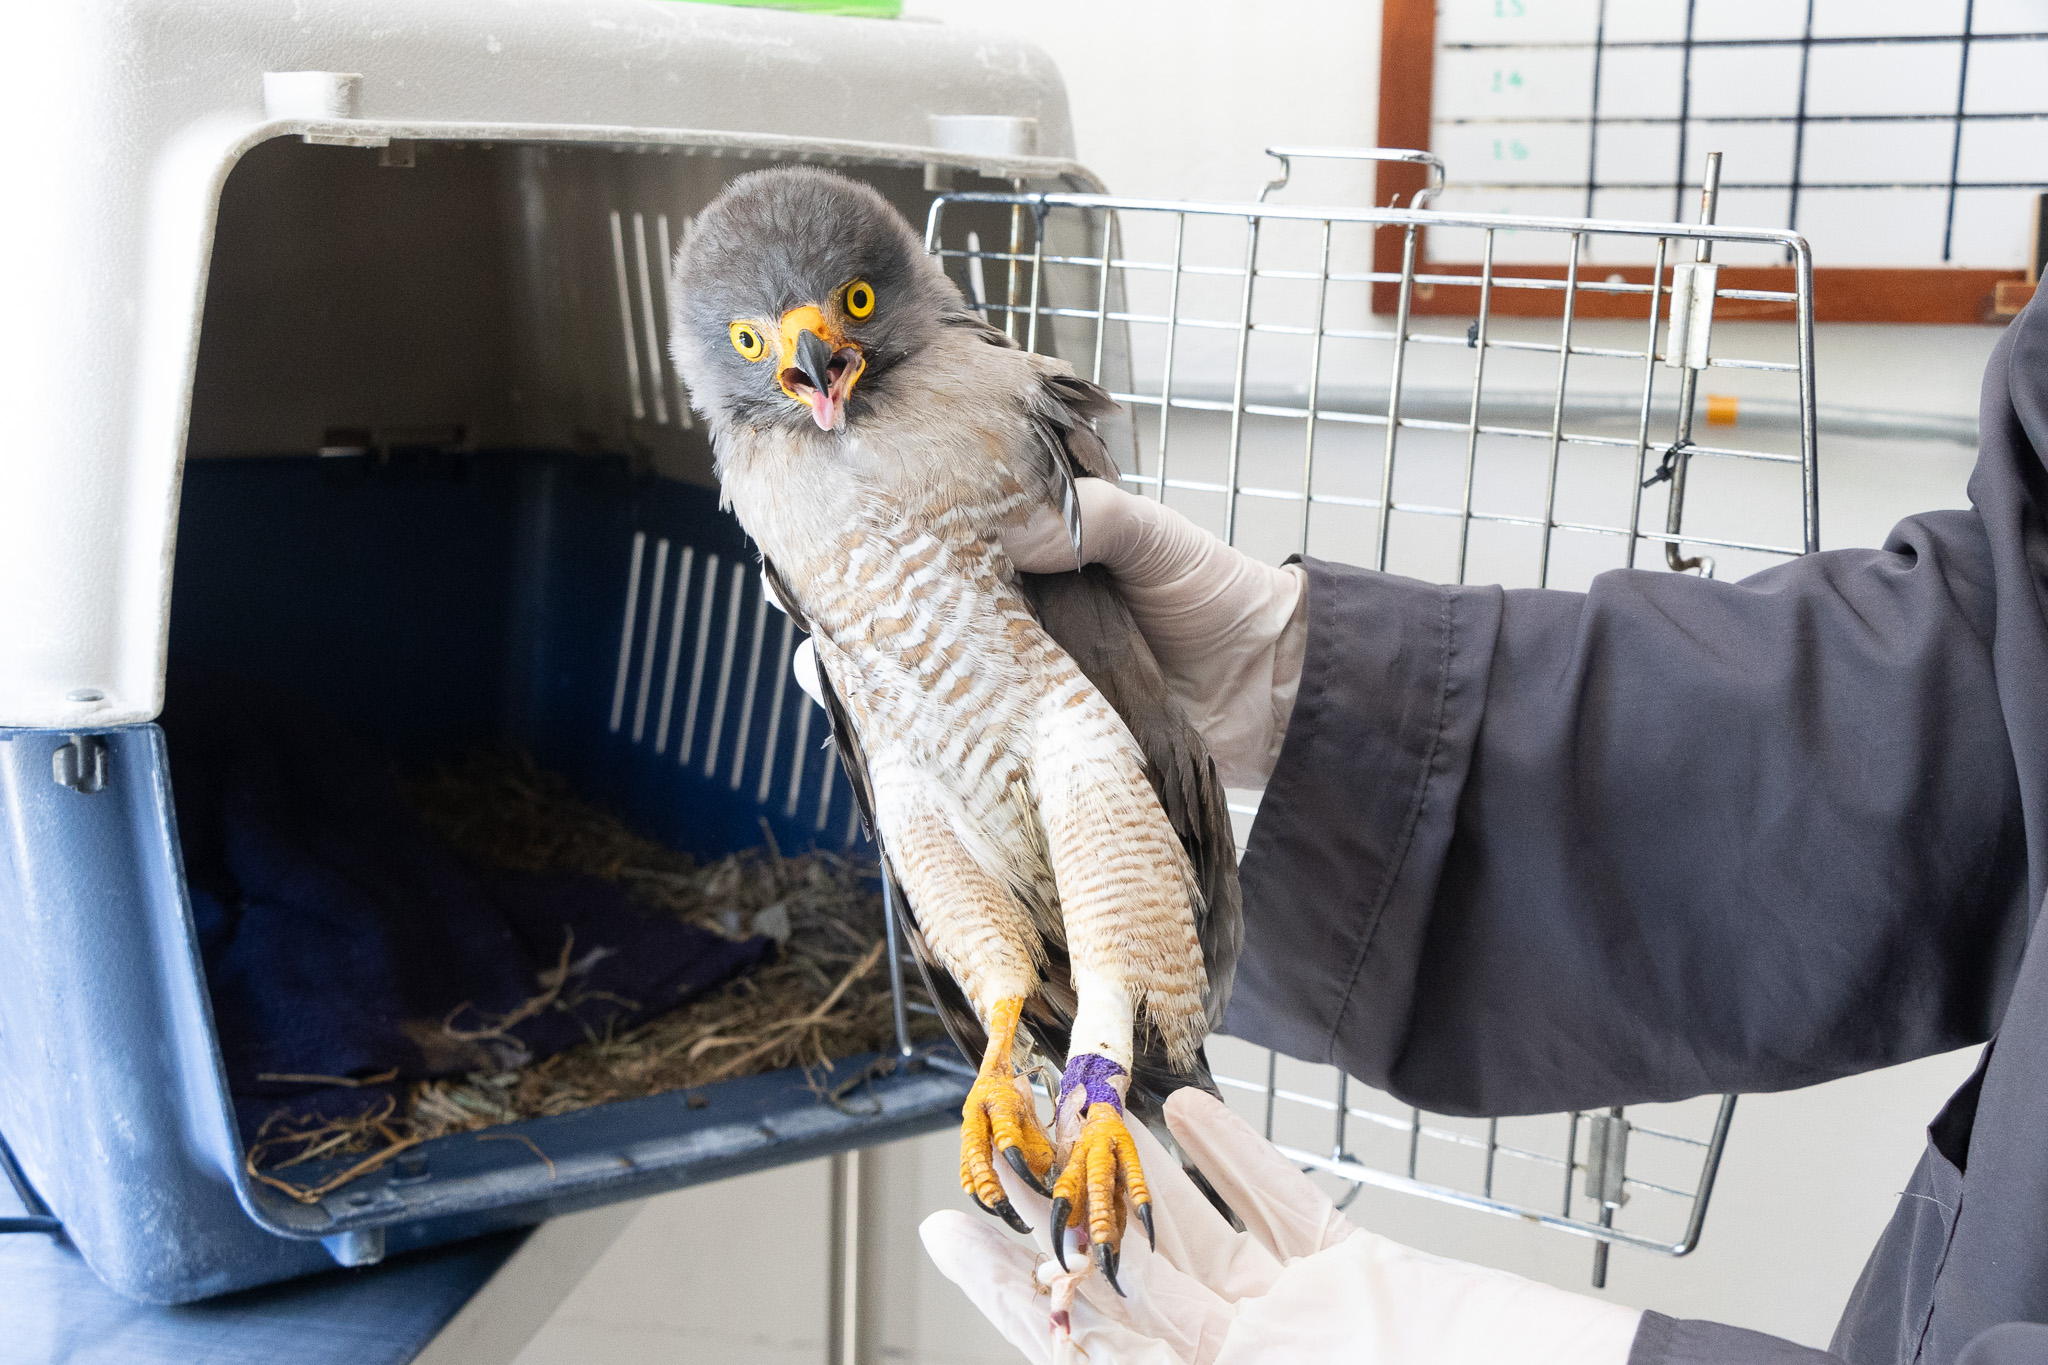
left=921, top=311, right=1123, bottom=488
left=937, top=306, right=1021, bottom=351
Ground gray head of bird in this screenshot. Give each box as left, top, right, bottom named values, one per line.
left=670, top=166, right=961, bottom=439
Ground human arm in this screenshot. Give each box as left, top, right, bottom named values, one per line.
left=1228, top=512, right=2029, bottom=1115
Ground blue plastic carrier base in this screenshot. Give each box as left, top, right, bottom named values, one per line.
left=0, top=451, right=968, bottom=1304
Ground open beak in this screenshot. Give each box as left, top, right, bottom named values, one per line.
left=776, top=304, right=866, bottom=432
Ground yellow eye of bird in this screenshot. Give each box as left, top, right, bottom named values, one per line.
left=730, top=323, right=767, bottom=361
left=844, top=279, right=875, bottom=319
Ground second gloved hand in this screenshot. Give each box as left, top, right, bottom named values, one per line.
left=922, top=1088, right=1642, bottom=1365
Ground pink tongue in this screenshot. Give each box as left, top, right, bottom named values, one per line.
left=808, top=387, right=839, bottom=431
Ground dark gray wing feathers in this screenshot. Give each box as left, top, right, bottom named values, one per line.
left=1058, top=462, right=1085, bottom=570
left=941, top=307, right=1024, bottom=350
left=1015, top=367, right=1245, bottom=1119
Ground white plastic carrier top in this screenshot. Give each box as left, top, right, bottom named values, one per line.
left=0, top=0, right=1089, bottom=730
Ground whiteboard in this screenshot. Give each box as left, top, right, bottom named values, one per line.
left=1422, top=0, right=2048, bottom=269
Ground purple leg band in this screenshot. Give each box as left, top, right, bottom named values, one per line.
left=1057, top=1054, right=1128, bottom=1117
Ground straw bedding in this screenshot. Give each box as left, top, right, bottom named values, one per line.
left=245, top=752, right=940, bottom=1203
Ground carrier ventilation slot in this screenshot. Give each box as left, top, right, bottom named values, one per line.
left=757, top=616, right=797, bottom=806
left=654, top=546, right=695, bottom=753
left=608, top=209, right=694, bottom=429
left=610, top=533, right=860, bottom=848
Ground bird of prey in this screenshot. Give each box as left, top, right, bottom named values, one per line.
left=669, top=166, right=1240, bottom=1288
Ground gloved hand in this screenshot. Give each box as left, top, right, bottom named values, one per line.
left=920, top=1088, right=1642, bottom=1365
left=768, top=479, right=1305, bottom=788
left=1003, top=479, right=1305, bottom=789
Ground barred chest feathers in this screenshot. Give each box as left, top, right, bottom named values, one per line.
left=717, top=403, right=1107, bottom=805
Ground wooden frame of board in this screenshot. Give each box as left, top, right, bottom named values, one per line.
left=1374, top=0, right=2034, bottom=324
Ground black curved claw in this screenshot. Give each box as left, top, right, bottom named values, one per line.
left=1184, top=1162, right=1240, bottom=1229
left=1095, top=1241, right=1125, bottom=1298
left=1048, top=1197, right=1073, bottom=1270
left=1138, top=1201, right=1156, bottom=1251
left=1003, top=1145, right=1051, bottom=1197
left=991, top=1195, right=1032, bottom=1236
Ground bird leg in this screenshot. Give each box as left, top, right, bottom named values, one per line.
left=961, top=995, right=1056, bottom=1232
left=1026, top=700, right=1194, bottom=1299
left=1047, top=1053, right=1152, bottom=1297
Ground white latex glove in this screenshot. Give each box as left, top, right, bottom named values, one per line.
left=1003, top=479, right=1306, bottom=788
left=921, top=1088, right=1642, bottom=1365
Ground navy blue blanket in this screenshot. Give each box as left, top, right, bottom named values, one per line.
left=162, top=681, right=774, bottom=1142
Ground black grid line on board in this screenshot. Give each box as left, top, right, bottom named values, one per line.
left=1943, top=0, right=1978, bottom=262
left=1673, top=0, right=1696, bottom=223
left=1437, top=17, right=2048, bottom=262
left=1785, top=0, right=1815, bottom=247
left=1580, top=0, right=1607, bottom=219
left=1441, top=31, right=2048, bottom=51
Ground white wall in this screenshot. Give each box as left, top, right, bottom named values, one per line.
left=517, top=2, right=2009, bottom=1358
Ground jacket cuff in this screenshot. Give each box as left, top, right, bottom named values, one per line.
left=1630, top=1312, right=1840, bottom=1364
left=1223, top=557, right=1501, bottom=1077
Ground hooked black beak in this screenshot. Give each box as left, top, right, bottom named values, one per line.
left=793, top=330, right=837, bottom=399
left=776, top=308, right=867, bottom=431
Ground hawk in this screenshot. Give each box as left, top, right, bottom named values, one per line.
left=669, top=167, right=1240, bottom=1288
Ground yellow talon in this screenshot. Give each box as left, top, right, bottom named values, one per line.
left=1048, top=1101, right=1150, bottom=1296
left=960, top=996, right=1055, bottom=1231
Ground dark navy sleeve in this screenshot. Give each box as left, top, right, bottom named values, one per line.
left=1625, top=1315, right=2048, bottom=1365
left=1955, top=1324, right=2048, bottom=1363
left=1629, top=1313, right=1837, bottom=1364
left=1227, top=504, right=2029, bottom=1116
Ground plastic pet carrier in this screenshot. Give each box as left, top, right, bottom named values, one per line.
left=0, top=0, right=1104, bottom=1304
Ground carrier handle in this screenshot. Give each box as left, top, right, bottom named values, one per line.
left=1259, top=146, right=1447, bottom=207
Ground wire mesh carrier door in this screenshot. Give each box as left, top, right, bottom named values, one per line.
left=924, top=146, right=1818, bottom=1286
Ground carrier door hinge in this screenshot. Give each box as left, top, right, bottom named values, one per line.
left=1664, top=263, right=1719, bottom=370
left=1585, top=1112, right=1630, bottom=1209
left=321, top=1227, right=387, bottom=1268
left=52, top=735, right=108, bottom=794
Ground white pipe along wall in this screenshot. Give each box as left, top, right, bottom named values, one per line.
left=510, top=2, right=1997, bottom=1359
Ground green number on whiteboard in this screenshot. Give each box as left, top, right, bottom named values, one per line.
left=1492, top=138, right=1530, bottom=161
left=1491, top=69, right=1524, bottom=92
left=1494, top=0, right=1525, bottom=16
